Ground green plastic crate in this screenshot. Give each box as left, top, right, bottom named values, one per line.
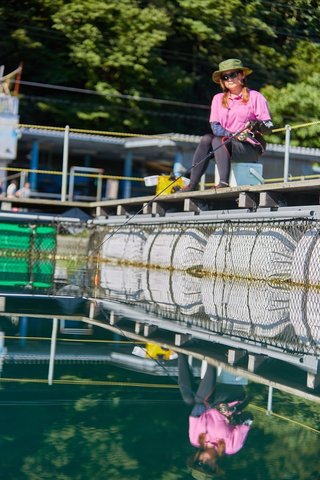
left=34, top=226, right=57, bottom=253
left=0, top=257, right=29, bottom=286
left=0, top=223, right=32, bottom=251
left=32, top=260, right=55, bottom=288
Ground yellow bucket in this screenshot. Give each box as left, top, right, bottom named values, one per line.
left=146, top=343, right=174, bottom=360
left=156, top=175, right=185, bottom=195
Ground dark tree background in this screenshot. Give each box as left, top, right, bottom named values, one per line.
left=1, top=0, right=320, bottom=145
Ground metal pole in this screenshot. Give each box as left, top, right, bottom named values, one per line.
left=200, top=360, right=207, bottom=378
left=267, top=385, right=273, bottom=415
left=19, top=316, right=28, bottom=347
left=69, top=166, right=75, bottom=201
left=20, top=171, right=26, bottom=190
left=200, top=174, right=206, bottom=191
left=0, top=330, right=4, bottom=375
left=29, top=140, right=39, bottom=191
left=48, top=317, right=58, bottom=385
left=96, top=174, right=103, bottom=201
left=123, top=151, right=133, bottom=198
left=61, top=125, right=69, bottom=201
left=89, top=302, right=95, bottom=318
left=283, top=124, right=291, bottom=183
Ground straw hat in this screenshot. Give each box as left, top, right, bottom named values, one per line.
left=189, top=467, right=216, bottom=480
left=212, top=59, right=252, bottom=83
left=187, top=456, right=219, bottom=480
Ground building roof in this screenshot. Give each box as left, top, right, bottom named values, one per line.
left=19, top=126, right=320, bottom=156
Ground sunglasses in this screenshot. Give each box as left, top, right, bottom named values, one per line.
left=194, top=460, right=214, bottom=474
left=221, top=71, right=242, bottom=81
left=195, top=460, right=210, bottom=467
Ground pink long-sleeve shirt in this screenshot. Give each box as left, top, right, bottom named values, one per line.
left=209, top=89, right=271, bottom=135
left=189, top=409, right=250, bottom=455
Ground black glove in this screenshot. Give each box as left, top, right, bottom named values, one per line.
left=247, top=120, right=261, bottom=132
left=247, top=120, right=273, bottom=134
left=229, top=411, right=254, bottom=426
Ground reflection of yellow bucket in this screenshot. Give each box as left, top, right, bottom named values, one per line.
left=156, top=175, right=185, bottom=195
left=146, top=343, right=173, bottom=360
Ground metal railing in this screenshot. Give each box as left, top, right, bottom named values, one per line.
left=27, top=120, right=320, bottom=194
left=0, top=120, right=319, bottom=202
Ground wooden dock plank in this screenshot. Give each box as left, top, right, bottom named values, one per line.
left=0, top=178, right=319, bottom=216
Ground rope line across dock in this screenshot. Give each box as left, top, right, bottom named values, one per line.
left=19, top=120, right=320, bottom=137
left=4, top=336, right=144, bottom=344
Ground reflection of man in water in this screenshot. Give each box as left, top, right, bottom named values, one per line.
left=178, top=354, right=253, bottom=478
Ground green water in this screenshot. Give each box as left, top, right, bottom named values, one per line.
left=0, top=365, right=319, bottom=480
left=0, top=237, right=319, bottom=480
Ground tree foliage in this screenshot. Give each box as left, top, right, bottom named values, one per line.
left=0, top=380, right=319, bottom=480
left=1, top=0, right=320, bottom=144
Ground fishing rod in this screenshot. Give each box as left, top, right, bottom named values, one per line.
left=91, top=123, right=251, bottom=256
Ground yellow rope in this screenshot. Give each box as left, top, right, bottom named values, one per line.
left=0, top=377, right=178, bottom=388
left=250, top=404, right=320, bottom=434
left=0, top=165, right=143, bottom=182
left=2, top=163, right=320, bottom=188
left=18, top=123, right=175, bottom=140
left=18, top=120, right=320, bottom=138
left=0, top=165, right=62, bottom=176
left=10, top=120, right=320, bottom=188
left=263, top=174, right=320, bottom=183
left=271, top=119, right=320, bottom=133
left=4, top=335, right=144, bottom=344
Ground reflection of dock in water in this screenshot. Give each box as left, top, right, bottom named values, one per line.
left=92, top=296, right=320, bottom=402
left=96, top=257, right=320, bottom=398
left=90, top=209, right=320, bottom=400
left=2, top=290, right=320, bottom=401
left=99, top=264, right=320, bottom=354
left=2, top=182, right=320, bottom=407
left=0, top=292, right=319, bottom=402
left=3, top=341, right=181, bottom=378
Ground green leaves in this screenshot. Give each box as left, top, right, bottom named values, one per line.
left=262, top=40, right=320, bottom=147
left=52, top=0, right=170, bottom=83
left=2, top=0, right=320, bottom=140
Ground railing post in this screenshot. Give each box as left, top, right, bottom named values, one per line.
left=283, top=124, right=291, bottom=182
left=0, top=331, right=4, bottom=352
left=267, top=385, right=273, bottom=415
left=20, top=170, right=26, bottom=189
left=123, top=151, right=133, bottom=199
left=0, top=330, right=5, bottom=375
left=48, top=317, right=58, bottom=386
left=96, top=174, right=103, bottom=201
left=19, top=316, right=28, bottom=347
left=61, top=125, right=69, bottom=201
left=68, top=166, right=75, bottom=201
left=29, top=139, right=39, bottom=191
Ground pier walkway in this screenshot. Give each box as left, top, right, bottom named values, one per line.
left=0, top=178, right=320, bottom=221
